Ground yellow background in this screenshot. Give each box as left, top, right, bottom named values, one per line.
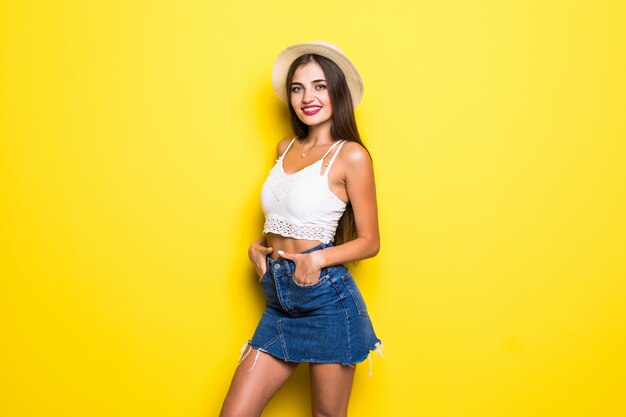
left=1, top=0, right=625, bottom=416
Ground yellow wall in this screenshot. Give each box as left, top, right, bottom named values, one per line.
left=1, top=1, right=624, bottom=416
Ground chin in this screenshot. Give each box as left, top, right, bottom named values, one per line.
left=298, top=113, right=332, bottom=126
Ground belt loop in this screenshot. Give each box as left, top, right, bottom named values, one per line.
left=285, top=258, right=293, bottom=275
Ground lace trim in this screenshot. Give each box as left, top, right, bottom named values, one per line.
left=263, top=217, right=332, bottom=242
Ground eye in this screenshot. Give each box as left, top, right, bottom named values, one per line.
left=291, top=86, right=302, bottom=92
left=315, top=84, right=327, bottom=90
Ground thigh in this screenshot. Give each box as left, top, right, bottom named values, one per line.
left=309, top=362, right=356, bottom=417
left=219, top=347, right=298, bottom=417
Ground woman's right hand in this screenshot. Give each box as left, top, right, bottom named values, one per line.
left=248, top=240, right=273, bottom=279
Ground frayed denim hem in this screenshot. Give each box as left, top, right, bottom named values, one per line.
left=237, top=339, right=384, bottom=376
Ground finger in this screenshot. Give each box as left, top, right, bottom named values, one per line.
left=277, top=250, right=295, bottom=260
left=266, top=246, right=273, bottom=254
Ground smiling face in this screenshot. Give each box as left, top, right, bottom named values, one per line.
left=289, top=61, right=334, bottom=129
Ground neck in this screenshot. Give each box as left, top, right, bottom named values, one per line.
left=302, top=123, right=334, bottom=145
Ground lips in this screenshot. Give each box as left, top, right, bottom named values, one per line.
left=302, top=106, right=322, bottom=116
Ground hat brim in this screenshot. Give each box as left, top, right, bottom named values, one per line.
left=271, top=42, right=363, bottom=108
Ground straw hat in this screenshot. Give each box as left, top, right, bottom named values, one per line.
left=271, top=40, right=363, bottom=108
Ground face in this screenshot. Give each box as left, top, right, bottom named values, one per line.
left=289, top=61, right=333, bottom=128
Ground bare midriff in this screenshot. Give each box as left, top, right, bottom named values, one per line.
left=266, top=233, right=324, bottom=260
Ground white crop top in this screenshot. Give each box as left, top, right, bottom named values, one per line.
left=260, top=138, right=348, bottom=243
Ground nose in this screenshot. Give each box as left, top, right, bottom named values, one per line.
left=302, top=91, right=315, bottom=103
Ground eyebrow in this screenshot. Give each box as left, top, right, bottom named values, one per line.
left=290, top=79, right=327, bottom=86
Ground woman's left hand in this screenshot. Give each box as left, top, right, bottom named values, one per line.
left=277, top=250, right=324, bottom=285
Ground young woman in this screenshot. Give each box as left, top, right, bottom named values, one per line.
left=220, top=40, right=383, bottom=417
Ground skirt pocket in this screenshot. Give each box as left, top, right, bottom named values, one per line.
left=259, top=269, right=270, bottom=283
left=290, top=269, right=330, bottom=288
left=286, top=268, right=336, bottom=313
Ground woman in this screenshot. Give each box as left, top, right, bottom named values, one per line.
left=220, top=40, right=383, bottom=417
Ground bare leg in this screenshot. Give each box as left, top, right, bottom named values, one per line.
left=219, top=347, right=298, bottom=417
left=309, top=363, right=356, bottom=417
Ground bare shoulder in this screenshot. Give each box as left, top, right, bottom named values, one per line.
left=276, top=135, right=296, bottom=156
left=339, top=140, right=372, bottom=167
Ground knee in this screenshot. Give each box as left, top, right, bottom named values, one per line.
left=219, top=406, right=257, bottom=417
left=312, top=408, right=348, bottom=417
left=219, top=397, right=261, bottom=417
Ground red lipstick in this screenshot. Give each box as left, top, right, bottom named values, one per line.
left=302, top=106, right=321, bottom=115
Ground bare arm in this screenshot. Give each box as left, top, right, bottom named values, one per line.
left=316, top=143, right=380, bottom=266
left=277, top=143, right=380, bottom=283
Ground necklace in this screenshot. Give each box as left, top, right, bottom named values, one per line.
left=300, top=140, right=311, bottom=158
left=299, top=139, right=331, bottom=158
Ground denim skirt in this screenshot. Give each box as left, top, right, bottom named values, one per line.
left=247, top=242, right=382, bottom=366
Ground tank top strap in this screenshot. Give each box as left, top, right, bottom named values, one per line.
left=280, top=137, right=297, bottom=158
left=323, top=140, right=348, bottom=176
left=320, top=139, right=343, bottom=160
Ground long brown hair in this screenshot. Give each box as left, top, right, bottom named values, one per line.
left=285, top=54, right=371, bottom=245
